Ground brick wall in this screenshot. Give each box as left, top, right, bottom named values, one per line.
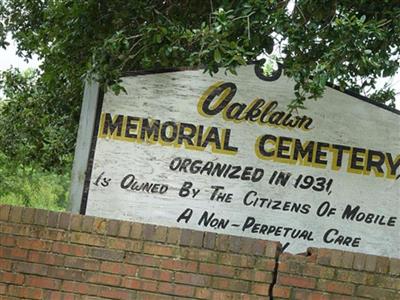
left=274, top=248, right=400, bottom=300
left=0, top=205, right=399, bottom=300
left=0, top=205, right=278, bottom=299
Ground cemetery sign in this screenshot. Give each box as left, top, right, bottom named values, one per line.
left=70, top=64, right=400, bottom=257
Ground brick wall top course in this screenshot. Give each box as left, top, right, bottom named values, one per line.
left=0, top=204, right=280, bottom=300
left=1, top=204, right=400, bottom=300
left=0, top=205, right=281, bottom=258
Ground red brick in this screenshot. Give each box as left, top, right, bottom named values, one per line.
left=139, top=267, right=173, bottom=282
left=251, top=283, right=269, bottom=296
left=26, top=275, right=61, bottom=289
left=28, top=250, right=64, bottom=266
left=33, top=209, right=48, bottom=226
left=375, top=256, right=390, bottom=273
left=11, top=224, right=31, bottom=237
left=141, top=279, right=158, bottom=292
left=280, top=253, right=307, bottom=264
left=0, top=205, right=11, bottom=221
left=81, top=215, right=95, bottom=232
left=251, top=239, right=267, bottom=256
left=199, top=262, right=234, bottom=277
left=235, top=269, right=272, bottom=283
left=212, top=277, right=249, bottom=292
left=278, top=261, right=303, bottom=274
left=70, top=214, right=83, bottom=231
left=47, top=211, right=59, bottom=228
left=215, top=235, right=229, bottom=251
left=125, top=254, right=161, bottom=267
left=292, top=289, right=330, bottom=300
left=143, top=243, right=176, bottom=257
left=195, top=287, right=212, bottom=299
left=64, top=256, right=100, bottom=271
left=136, top=291, right=170, bottom=300
left=307, top=249, right=318, bottom=263
left=9, top=206, right=23, bottom=223
left=117, top=221, right=131, bottom=237
left=88, top=247, right=124, bottom=261
left=254, top=270, right=273, bottom=283
left=70, top=232, right=106, bottom=247
left=356, top=285, right=398, bottom=299
left=0, top=223, right=13, bottom=235
left=174, top=284, right=195, bottom=297
left=329, top=295, right=357, bottom=300
left=175, top=272, right=210, bottom=286
left=273, top=285, right=291, bottom=298
left=375, top=275, right=400, bottom=290
left=0, top=258, right=12, bottom=271
left=317, top=280, right=355, bottom=295
left=211, top=290, right=240, bottom=300
left=58, top=212, right=71, bottom=229
left=106, top=220, right=120, bottom=236
left=0, top=245, right=28, bottom=259
left=16, top=238, right=52, bottom=251
left=353, top=253, right=366, bottom=270
left=37, top=228, right=66, bottom=241
left=100, top=261, right=138, bottom=276
left=52, top=242, right=87, bottom=256
left=265, top=241, right=280, bottom=258
left=219, top=253, right=256, bottom=268
left=316, top=249, right=332, bottom=266
left=184, top=230, right=203, bottom=247
left=106, top=237, right=142, bottom=252
left=161, top=258, right=197, bottom=272
left=336, top=270, right=367, bottom=284
left=167, top=228, right=181, bottom=244
left=7, top=285, right=44, bottom=299
left=86, top=272, right=121, bottom=286
left=365, top=255, right=377, bottom=272
left=0, top=272, right=24, bottom=285
left=130, top=223, right=143, bottom=239
left=303, top=264, right=335, bottom=279
left=158, top=282, right=174, bottom=294
left=0, top=235, right=15, bottom=247
left=93, top=218, right=107, bottom=234
left=0, top=283, right=6, bottom=294
left=47, top=266, right=85, bottom=281
left=330, top=250, right=344, bottom=267
left=180, top=248, right=218, bottom=263
left=61, top=281, right=98, bottom=295
left=389, top=258, right=400, bottom=275
left=278, top=274, right=316, bottom=289
left=256, top=257, right=277, bottom=271
left=44, top=291, right=81, bottom=300
left=14, top=262, right=47, bottom=275
left=237, top=268, right=253, bottom=281
left=98, top=286, right=135, bottom=300
left=122, top=277, right=141, bottom=289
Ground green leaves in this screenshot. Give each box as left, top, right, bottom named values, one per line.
left=281, top=0, right=400, bottom=108
left=0, top=68, right=78, bottom=171
left=0, top=0, right=399, bottom=171
left=214, top=48, right=222, bottom=63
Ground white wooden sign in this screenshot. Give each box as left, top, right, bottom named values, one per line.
left=71, top=64, right=400, bottom=257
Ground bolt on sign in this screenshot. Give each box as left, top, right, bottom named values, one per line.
left=70, top=64, right=400, bottom=258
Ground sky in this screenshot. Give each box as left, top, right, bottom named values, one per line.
left=0, top=37, right=399, bottom=109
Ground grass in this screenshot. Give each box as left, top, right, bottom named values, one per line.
left=0, top=153, right=70, bottom=211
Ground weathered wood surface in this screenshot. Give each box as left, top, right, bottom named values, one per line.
left=83, top=65, right=399, bottom=257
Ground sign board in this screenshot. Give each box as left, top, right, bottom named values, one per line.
left=71, top=64, right=400, bottom=257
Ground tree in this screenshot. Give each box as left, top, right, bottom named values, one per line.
left=0, top=0, right=399, bottom=170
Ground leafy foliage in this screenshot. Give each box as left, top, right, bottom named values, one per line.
left=0, top=69, right=78, bottom=170
left=0, top=152, right=70, bottom=210
left=0, top=0, right=399, bottom=170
